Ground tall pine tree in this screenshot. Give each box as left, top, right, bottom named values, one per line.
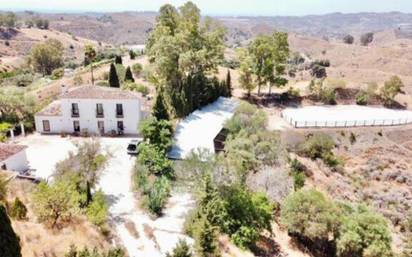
left=125, top=66, right=135, bottom=82
left=0, top=205, right=22, bottom=257
left=226, top=70, right=232, bottom=97
left=152, top=90, right=170, bottom=120
left=109, top=63, right=120, bottom=88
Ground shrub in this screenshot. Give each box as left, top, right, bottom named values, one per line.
left=336, top=205, right=393, bottom=257
left=192, top=214, right=220, bottom=257
left=73, top=74, right=83, bottom=85
left=166, top=239, right=193, bottom=257
left=380, top=76, right=404, bottom=105
left=290, top=158, right=305, bottom=190
left=129, top=50, right=136, bottom=60
left=51, top=67, right=64, bottom=80
left=138, top=143, right=174, bottom=178
left=143, top=176, right=170, bottom=215
left=64, top=245, right=125, bottom=257
left=114, top=55, right=122, bottom=64
left=298, top=133, right=335, bottom=160
left=124, top=66, right=134, bottom=82
left=108, top=63, right=120, bottom=88
left=132, top=63, right=143, bottom=76
left=343, top=34, right=354, bottom=44
left=356, top=90, right=368, bottom=105
left=221, top=185, right=273, bottom=248
left=360, top=32, right=374, bottom=46
left=86, top=190, right=108, bottom=227
left=122, top=82, right=149, bottom=96
left=281, top=189, right=340, bottom=242
left=9, top=197, right=27, bottom=220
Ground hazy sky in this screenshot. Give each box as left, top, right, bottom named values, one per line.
left=1, top=0, right=412, bottom=16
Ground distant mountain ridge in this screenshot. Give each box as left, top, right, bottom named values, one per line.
left=11, top=11, right=412, bottom=45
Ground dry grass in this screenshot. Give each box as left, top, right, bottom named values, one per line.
left=1, top=171, right=112, bottom=257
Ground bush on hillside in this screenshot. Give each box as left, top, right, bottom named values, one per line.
left=9, top=197, right=27, bottom=220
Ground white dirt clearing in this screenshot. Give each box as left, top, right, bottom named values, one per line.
left=17, top=134, right=194, bottom=257
left=282, top=105, right=412, bottom=128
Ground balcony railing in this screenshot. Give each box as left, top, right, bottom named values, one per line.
left=116, top=112, right=124, bottom=118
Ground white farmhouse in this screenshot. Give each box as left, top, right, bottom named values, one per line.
left=35, top=86, right=145, bottom=135
left=0, top=143, right=29, bottom=172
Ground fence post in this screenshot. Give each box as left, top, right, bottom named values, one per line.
left=295, top=121, right=297, bottom=128
left=354, top=120, right=357, bottom=127
left=315, top=121, right=317, bottom=127
left=345, top=121, right=347, bottom=127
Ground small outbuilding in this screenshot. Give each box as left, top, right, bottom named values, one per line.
left=0, top=143, right=29, bottom=173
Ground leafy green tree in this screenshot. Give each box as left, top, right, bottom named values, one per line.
left=31, top=180, right=81, bottom=228
left=221, top=185, right=273, bottom=248
left=86, top=190, right=108, bottom=227
left=138, top=143, right=173, bottom=178
left=139, top=116, right=173, bottom=151
left=85, top=45, right=97, bottom=85
left=247, top=35, right=275, bottom=95
left=9, top=197, right=27, bottom=220
left=166, top=239, right=193, bottom=257
left=0, top=122, right=12, bottom=142
left=380, top=76, right=404, bottom=105
left=269, top=32, right=290, bottom=94
left=237, top=48, right=256, bottom=97
left=0, top=205, right=21, bottom=257
left=281, top=189, right=340, bottom=242
left=146, top=2, right=226, bottom=117
left=73, top=140, right=107, bottom=205
left=0, top=12, right=17, bottom=28
left=336, top=205, right=393, bottom=257
left=28, top=39, right=64, bottom=76
left=108, top=63, right=120, bottom=88
left=125, top=66, right=134, bottom=82
left=152, top=90, right=170, bottom=120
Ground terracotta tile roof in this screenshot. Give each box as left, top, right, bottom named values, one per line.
left=61, top=85, right=142, bottom=100
left=36, top=100, right=62, bottom=116
left=0, top=144, right=27, bottom=162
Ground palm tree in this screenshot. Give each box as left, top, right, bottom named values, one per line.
left=84, top=45, right=97, bottom=85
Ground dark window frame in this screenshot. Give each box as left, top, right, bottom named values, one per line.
left=116, top=104, right=124, bottom=117
left=73, top=120, right=80, bottom=132
left=96, top=103, right=104, bottom=117
left=42, top=120, right=50, bottom=132
left=71, top=103, right=79, bottom=117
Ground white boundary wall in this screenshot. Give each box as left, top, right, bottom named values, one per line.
left=282, top=105, right=412, bottom=128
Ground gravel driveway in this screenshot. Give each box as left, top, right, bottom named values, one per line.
left=17, top=134, right=194, bottom=257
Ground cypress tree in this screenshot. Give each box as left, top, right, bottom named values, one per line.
left=226, top=70, right=232, bottom=97
left=108, top=63, right=120, bottom=88
left=125, top=66, right=135, bottom=82
left=152, top=90, right=170, bottom=120
left=114, top=55, right=122, bottom=64
left=0, top=205, right=22, bottom=257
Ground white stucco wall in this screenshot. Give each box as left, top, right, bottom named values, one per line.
left=0, top=150, right=29, bottom=172
left=35, top=98, right=142, bottom=135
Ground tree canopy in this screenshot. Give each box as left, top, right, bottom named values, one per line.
left=146, top=1, right=227, bottom=117
left=28, top=39, right=64, bottom=76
